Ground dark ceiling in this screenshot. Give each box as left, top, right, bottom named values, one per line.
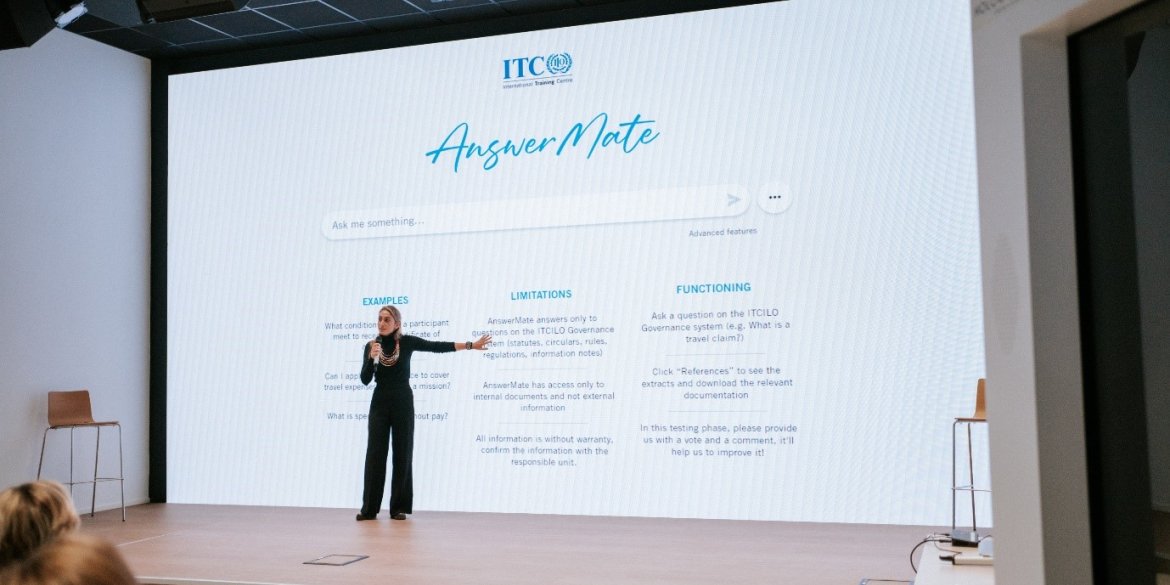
left=56, top=0, right=755, bottom=64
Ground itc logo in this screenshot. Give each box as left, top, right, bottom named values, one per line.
left=502, top=53, right=573, bottom=80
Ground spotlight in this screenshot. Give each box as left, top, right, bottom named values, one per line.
left=54, top=2, right=87, bottom=27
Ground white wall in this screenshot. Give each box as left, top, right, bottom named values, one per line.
left=971, top=0, right=1142, bottom=583
left=0, top=29, right=150, bottom=512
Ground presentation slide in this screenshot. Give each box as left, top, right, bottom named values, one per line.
left=166, top=1, right=986, bottom=525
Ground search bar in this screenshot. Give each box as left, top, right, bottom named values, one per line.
left=322, top=185, right=750, bottom=240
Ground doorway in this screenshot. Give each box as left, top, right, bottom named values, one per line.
left=1070, top=1, right=1170, bottom=583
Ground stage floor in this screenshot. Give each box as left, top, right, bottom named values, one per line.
left=80, top=504, right=930, bottom=585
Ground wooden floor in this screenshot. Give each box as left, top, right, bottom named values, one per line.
left=80, top=504, right=934, bottom=585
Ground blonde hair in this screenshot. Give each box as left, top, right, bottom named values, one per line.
left=380, top=305, right=403, bottom=341
left=1, top=534, right=135, bottom=585
left=0, top=480, right=80, bottom=569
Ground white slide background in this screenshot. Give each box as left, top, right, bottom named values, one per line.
left=167, top=1, right=986, bottom=525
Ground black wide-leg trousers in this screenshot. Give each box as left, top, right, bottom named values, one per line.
left=361, top=396, right=414, bottom=517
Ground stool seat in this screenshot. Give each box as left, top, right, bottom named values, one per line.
left=37, top=390, right=125, bottom=521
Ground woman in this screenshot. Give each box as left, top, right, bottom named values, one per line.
left=0, top=480, right=80, bottom=570
left=357, top=305, right=490, bottom=521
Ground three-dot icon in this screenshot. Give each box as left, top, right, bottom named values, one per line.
left=757, top=182, right=792, bottom=214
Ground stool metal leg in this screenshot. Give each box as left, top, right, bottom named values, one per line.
left=69, top=427, right=75, bottom=500
left=37, top=428, right=50, bottom=479
left=91, top=426, right=102, bottom=518
left=117, top=423, right=125, bottom=521
left=967, top=422, right=976, bottom=532
left=951, top=419, right=957, bottom=532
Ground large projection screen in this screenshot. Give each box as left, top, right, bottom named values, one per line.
left=166, top=1, right=986, bottom=525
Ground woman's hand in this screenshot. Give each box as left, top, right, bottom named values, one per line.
left=369, top=341, right=382, bottom=360
left=472, top=334, right=492, bottom=350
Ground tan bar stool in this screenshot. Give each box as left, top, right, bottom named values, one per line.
left=952, top=378, right=989, bottom=537
left=36, top=390, right=125, bottom=521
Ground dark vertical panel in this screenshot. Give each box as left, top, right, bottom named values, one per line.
left=1069, top=2, right=1170, bottom=583
left=150, top=62, right=169, bottom=503
left=1128, top=27, right=1170, bottom=517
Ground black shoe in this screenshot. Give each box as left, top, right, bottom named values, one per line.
left=390, top=512, right=407, bottom=520
left=356, top=513, right=376, bottom=521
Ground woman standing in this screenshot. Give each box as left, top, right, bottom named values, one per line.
left=357, top=305, right=490, bottom=521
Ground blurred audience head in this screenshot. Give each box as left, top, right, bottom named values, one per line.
left=0, top=534, right=136, bottom=585
left=0, top=481, right=80, bottom=569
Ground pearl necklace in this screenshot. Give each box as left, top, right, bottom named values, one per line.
left=379, top=340, right=400, bottom=367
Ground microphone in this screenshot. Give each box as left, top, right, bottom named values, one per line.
left=373, top=335, right=382, bottom=370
